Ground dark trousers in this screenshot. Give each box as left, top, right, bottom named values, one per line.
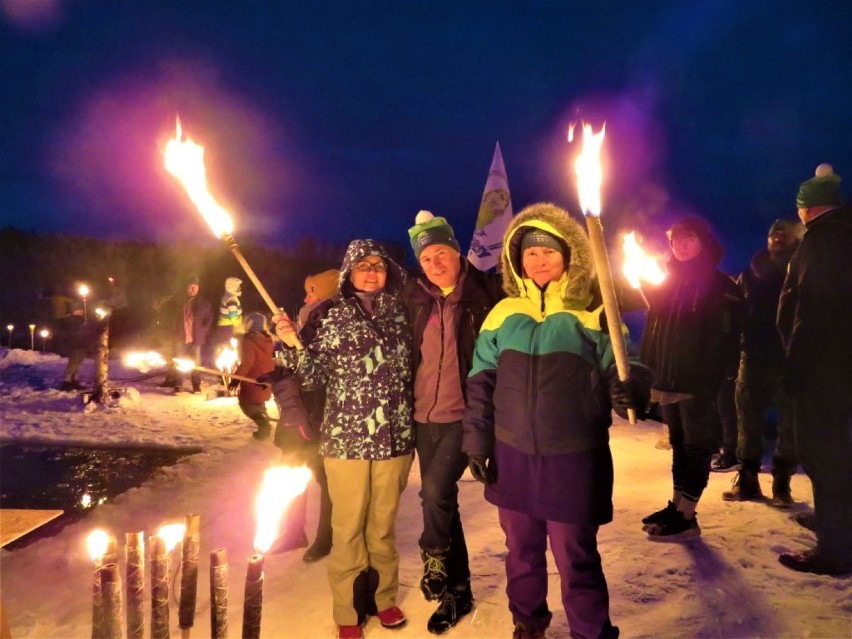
left=416, top=421, right=471, bottom=588
left=735, top=357, right=797, bottom=472
left=179, top=343, right=202, bottom=390
left=662, top=397, right=717, bottom=502
left=239, top=400, right=272, bottom=434
left=498, top=508, right=616, bottom=639
left=63, top=349, right=86, bottom=381
left=716, top=375, right=738, bottom=457
left=793, top=384, right=852, bottom=563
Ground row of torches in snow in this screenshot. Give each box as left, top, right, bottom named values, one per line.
left=86, top=464, right=312, bottom=639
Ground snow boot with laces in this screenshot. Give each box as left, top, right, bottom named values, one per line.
left=420, top=548, right=449, bottom=601
left=427, top=583, right=474, bottom=635
left=722, top=464, right=763, bottom=502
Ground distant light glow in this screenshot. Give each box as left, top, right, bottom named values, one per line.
left=81, top=493, right=92, bottom=508
left=173, top=358, right=195, bottom=373
left=78, top=284, right=90, bottom=298
left=40, top=329, right=50, bottom=338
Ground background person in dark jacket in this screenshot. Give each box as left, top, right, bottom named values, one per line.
left=463, top=203, right=649, bottom=639
left=401, top=210, right=504, bottom=635
left=176, top=274, right=213, bottom=393
left=639, top=216, right=741, bottom=541
left=776, top=164, right=852, bottom=575
left=56, top=300, right=97, bottom=391
left=722, top=218, right=802, bottom=505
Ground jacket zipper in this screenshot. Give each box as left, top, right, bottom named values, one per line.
left=426, top=297, right=445, bottom=423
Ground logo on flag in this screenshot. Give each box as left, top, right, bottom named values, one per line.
left=468, top=142, right=514, bottom=272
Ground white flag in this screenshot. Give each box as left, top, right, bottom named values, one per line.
left=468, top=142, right=514, bottom=272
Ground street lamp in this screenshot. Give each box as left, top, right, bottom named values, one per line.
left=39, top=329, right=50, bottom=352
left=5, top=324, right=13, bottom=348
left=29, top=324, right=36, bottom=350
left=78, top=283, right=90, bottom=323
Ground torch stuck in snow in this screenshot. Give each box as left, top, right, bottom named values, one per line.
left=209, top=549, right=229, bottom=639
left=125, top=532, right=145, bottom=639
left=573, top=123, right=636, bottom=423
left=87, top=530, right=117, bottom=639
left=164, top=118, right=302, bottom=348
left=148, top=536, right=169, bottom=639
left=242, top=465, right=314, bottom=639
left=178, top=514, right=201, bottom=638
left=98, top=563, right=123, bottom=639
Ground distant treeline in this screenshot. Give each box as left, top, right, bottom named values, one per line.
left=0, top=227, right=411, bottom=349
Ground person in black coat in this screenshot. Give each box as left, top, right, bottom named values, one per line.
left=722, top=218, right=802, bottom=505
left=401, top=211, right=504, bottom=635
left=639, top=216, right=741, bottom=541
left=57, top=301, right=97, bottom=391
left=776, top=164, right=852, bottom=575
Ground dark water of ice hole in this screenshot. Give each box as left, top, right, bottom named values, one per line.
left=0, top=443, right=199, bottom=549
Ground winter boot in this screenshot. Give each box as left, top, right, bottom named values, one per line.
left=641, top=501, right=677, bottom=530
left=427, top=583, right=474, bottom=635
left=770, top=470, right=794, bottom=508
left=646, top=510, right=700, bottom=542
left=513, top=622, right=547, bottom=639
left=420, top=548, right=449, bottom=601
left=721, top=464, right=763, bottom=502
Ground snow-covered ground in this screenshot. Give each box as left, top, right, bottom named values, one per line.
left=1, top=348, right=849, bottom=639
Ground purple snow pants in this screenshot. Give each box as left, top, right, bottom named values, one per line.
left=498, top=507, right=618, bottom=639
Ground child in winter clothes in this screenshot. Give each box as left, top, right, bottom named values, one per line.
left=463, top=203, right=649, bottom=639
left=230, top=312, right=275, bottom=439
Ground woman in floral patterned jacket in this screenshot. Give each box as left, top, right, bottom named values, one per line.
left=273, top=239, right=414, bottom=639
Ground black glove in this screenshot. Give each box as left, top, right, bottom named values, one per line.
left=468, top=453, right=496, bottom=484
left=610, top=376, right=650, bottom=420
left=256, top=368, right=287, bottom=385
left=227, top=377, right=240, bottom=392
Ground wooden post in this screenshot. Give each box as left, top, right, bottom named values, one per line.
left=125, top=532, right=145, bottom=639
left=209, top=549, right=228, bottom=639
left=241, top=554, right=264, bottom=639
left=178, top=515, right=200, bottom=636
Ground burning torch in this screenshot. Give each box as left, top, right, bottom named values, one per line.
left=573, top=123, right=636, bottom=424
left=621, top=231, right=667, bottom=309
left=79, top=284, right=90, bottom=323
left=163, top=118, right=302, bottom=348
left=243, top=465, right=313, bottom=639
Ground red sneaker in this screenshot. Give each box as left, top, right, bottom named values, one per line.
left=377, top=606, right=407, bottom=629
left=337, top=624, right=364, bottom=639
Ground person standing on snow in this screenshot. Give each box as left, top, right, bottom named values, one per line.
left=215, top=276, right=243, bottom=346
left=722, top=218, right=802, bottom=505
left=776, top=164, right=852, bottom=575
left=177, top=274, right=213, bottom=394
left=229, top=312, right=275, bottom=439
left=463, top=203, right=649, bottom=639
left=272, top=240, right=414, bottom=639
left=401, top=211, right=504, bottom=635
left=639, top=216, right=742, bottom=541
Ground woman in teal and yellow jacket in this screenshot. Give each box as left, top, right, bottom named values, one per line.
left=462, top=202, right=649, bottom=639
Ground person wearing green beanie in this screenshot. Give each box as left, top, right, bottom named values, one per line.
left=776, top=163, right=852, bottom=575
left=401, top=209, right=504, bottom=634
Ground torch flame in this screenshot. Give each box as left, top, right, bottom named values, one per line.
left=124, top=351, right=167, bottom=373
left=253, top=465, right=313, bottom=554
left=215, top=338, right=240, bottom=374
left=157, top=523, right=187, bottom=553
left=86, top=529, right=110, bottom=562
left=173, top=357, right=196, bottom=373
left=573, top=123, right=606, bottom=217
left=622, top=232, right=667, bottom=289
left=164, top=117, right=234, bottom=237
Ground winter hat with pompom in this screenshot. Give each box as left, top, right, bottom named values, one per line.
left=797, top=163, right=842, bottom=209
left=408, top=210, right=460, bottom=259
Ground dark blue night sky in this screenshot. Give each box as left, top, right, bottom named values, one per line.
left=2, top=0, right=851, bottom=273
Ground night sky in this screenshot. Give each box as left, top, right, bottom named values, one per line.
left=2, top=0, right=851, bottom=272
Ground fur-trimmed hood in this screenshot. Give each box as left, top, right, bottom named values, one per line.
left=501, top=202, right=593, bottom=303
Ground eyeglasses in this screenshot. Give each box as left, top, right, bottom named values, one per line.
left=354, top=261, right=387, bottom=273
